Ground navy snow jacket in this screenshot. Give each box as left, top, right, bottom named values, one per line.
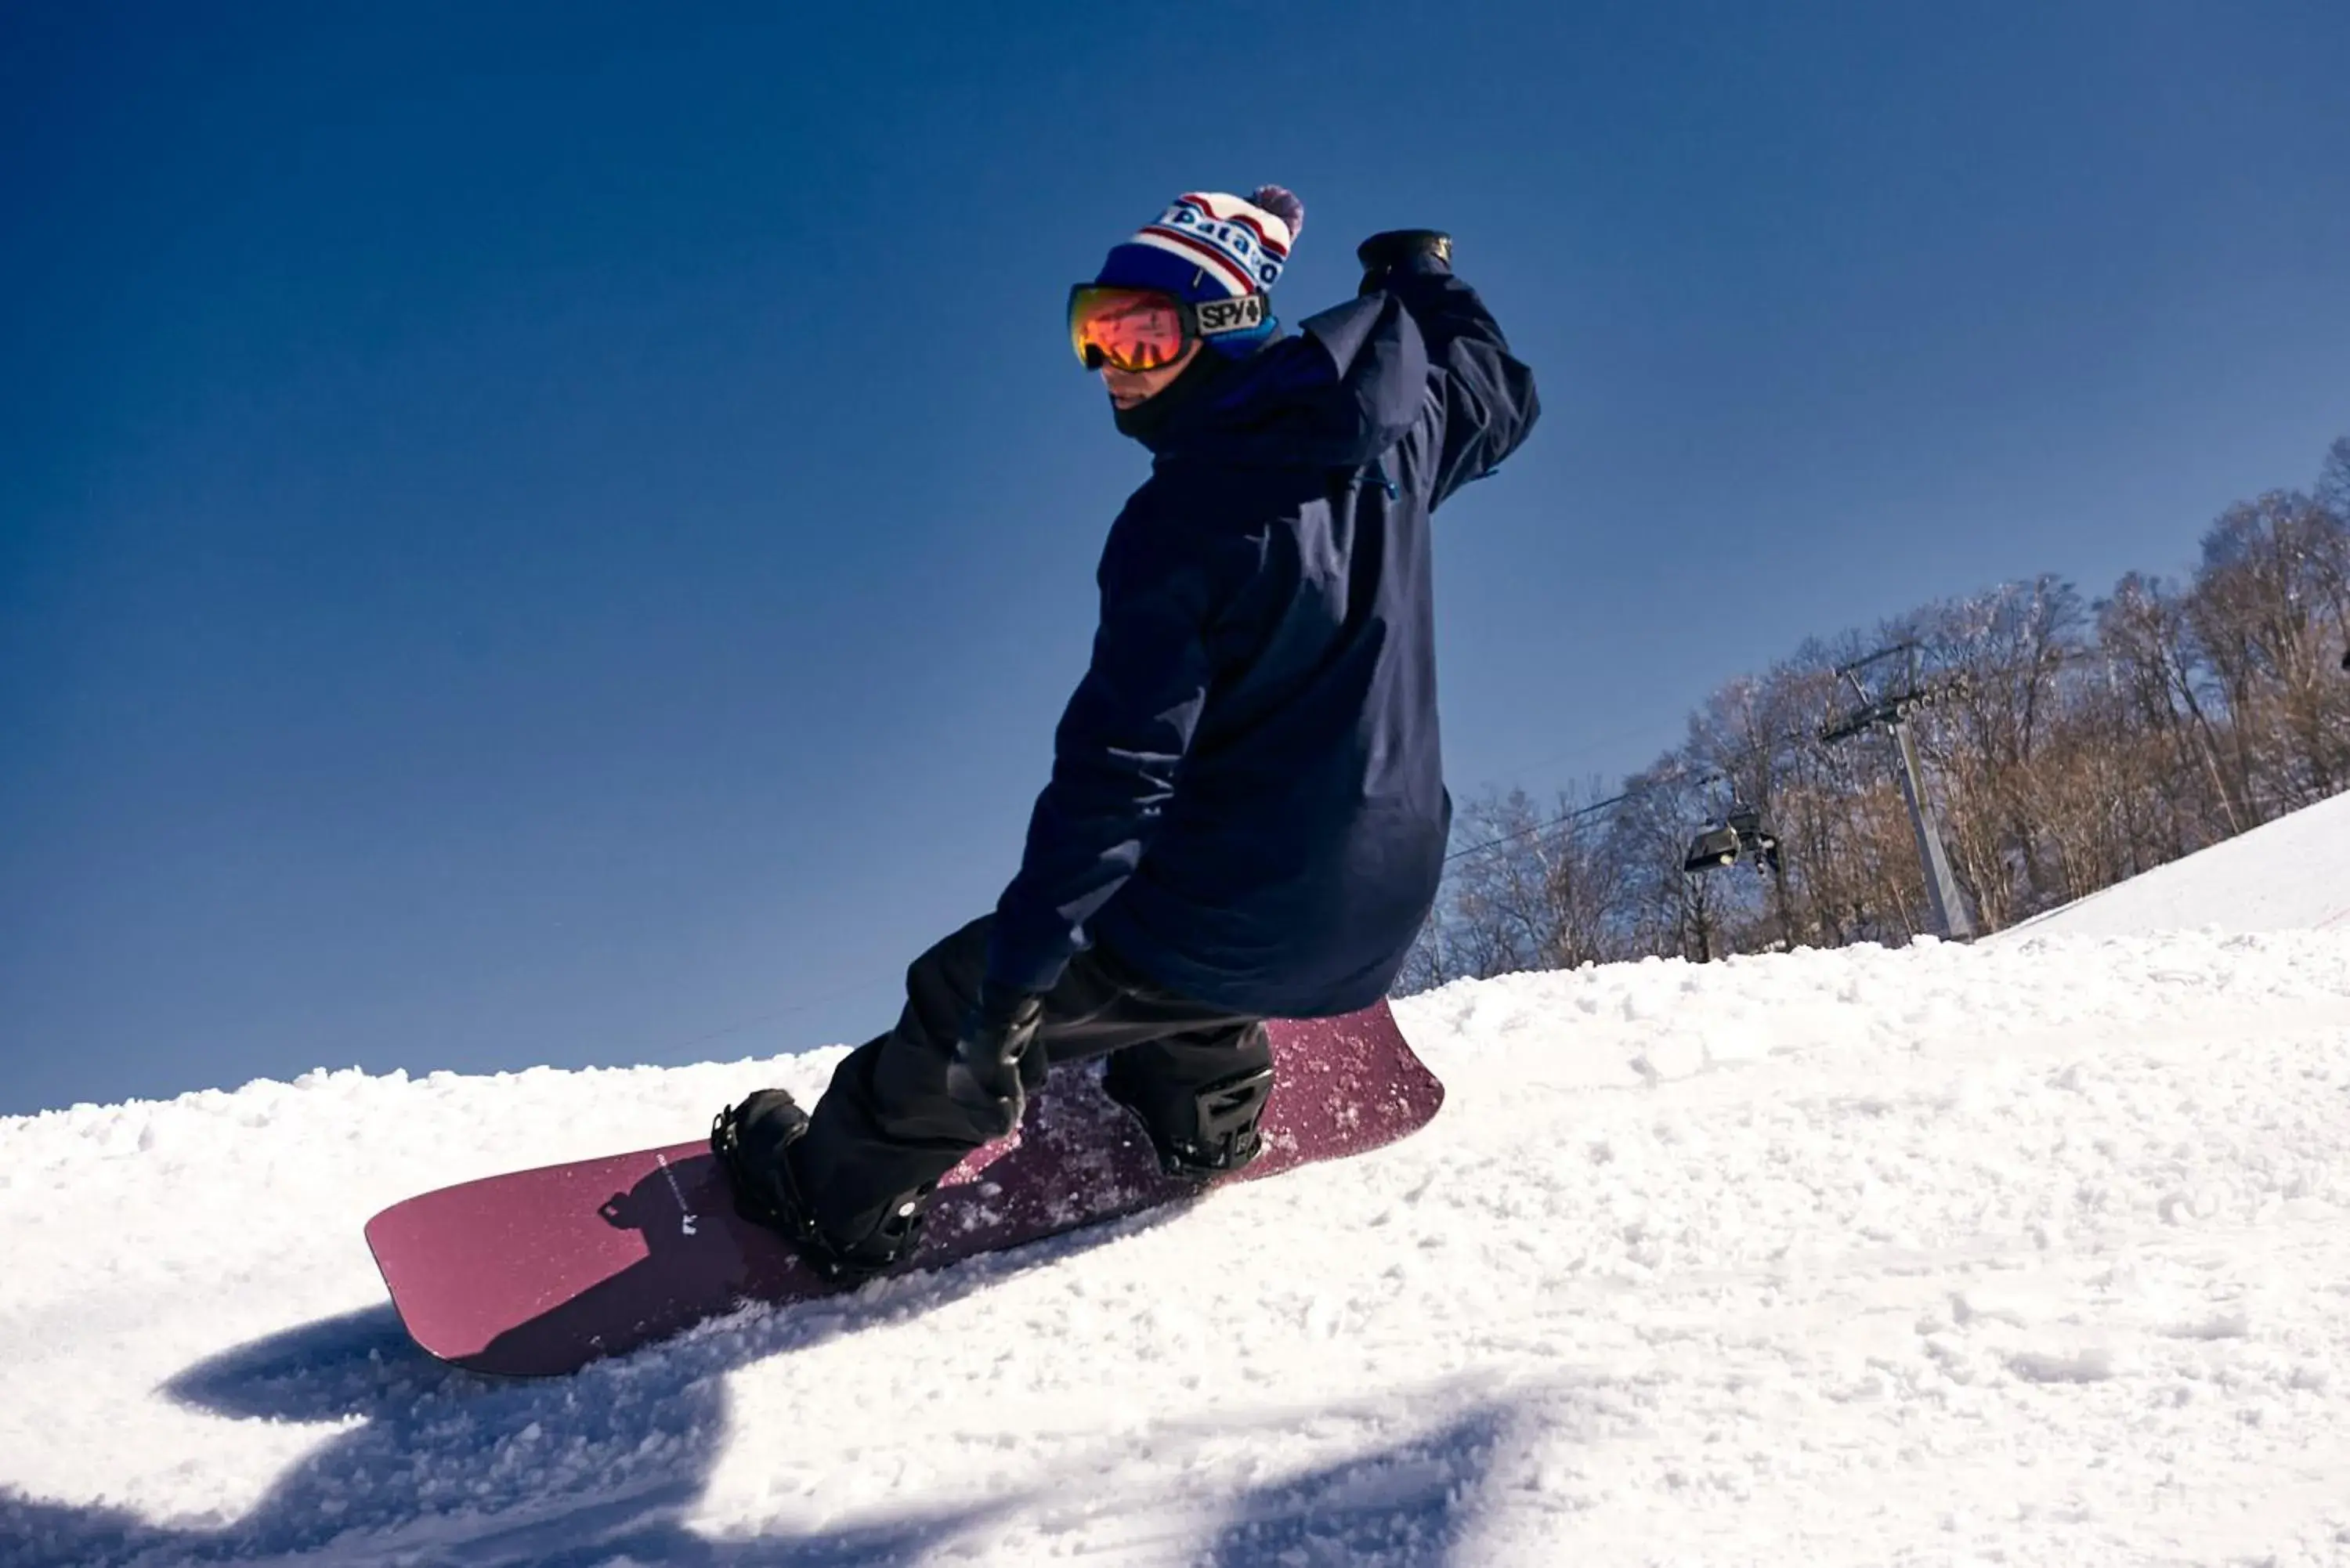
left=986, top=252, right=1539, bottom=1017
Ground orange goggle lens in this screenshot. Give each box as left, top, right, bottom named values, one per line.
left=1068, top=285, right=1188, bottom=373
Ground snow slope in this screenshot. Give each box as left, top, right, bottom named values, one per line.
left=2006, top=786, right=2350, bottom=939
left=9, top=786, right=2350, bottom=1566
left=5, top=929, right=2348, bottom=1566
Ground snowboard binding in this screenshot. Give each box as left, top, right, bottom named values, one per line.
left=1101, top=1058, right=1276, bottom=1183
left=711, top=1090, right=929, bottom=1285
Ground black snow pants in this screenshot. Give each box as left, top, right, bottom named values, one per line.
left=794, top=915, right=1271, bottom=1246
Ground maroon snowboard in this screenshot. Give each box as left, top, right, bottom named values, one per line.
left=366, top=1002, right=1442, bottom=1377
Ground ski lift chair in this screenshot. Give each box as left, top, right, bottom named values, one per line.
left=1727, top=805, right=1781, bottom=873
left=1684, top=802, right=1784, bottom=876
left=1683, top=821, right=1741, bottom=873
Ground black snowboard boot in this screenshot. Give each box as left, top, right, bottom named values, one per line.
left=710, top=1089, right=931, bottom=1284
left=1101, top=1044, right=1275, bottom=1183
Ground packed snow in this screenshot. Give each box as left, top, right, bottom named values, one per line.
left=6, top=805, right=2350, bottom=1565
left=2007, top=786, right=2350, bottom=940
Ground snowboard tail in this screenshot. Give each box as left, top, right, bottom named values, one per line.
left=365, top=1001, right=1441, bottom=1377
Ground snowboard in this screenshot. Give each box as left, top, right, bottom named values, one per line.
left=366, top=1001, right=1442, bottom=1378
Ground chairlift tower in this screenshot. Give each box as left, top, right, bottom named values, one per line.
left=1818, top=644, right=1976, bottom=941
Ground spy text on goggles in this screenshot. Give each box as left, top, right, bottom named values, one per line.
left=1068, top=285, right=1267, bottom=374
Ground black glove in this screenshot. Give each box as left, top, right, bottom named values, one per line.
left=943, top=985, right=1046, bottom=1139
left=1356, top=229, right=1453, bottom=294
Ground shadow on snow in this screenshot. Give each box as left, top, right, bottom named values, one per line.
left=1196, top=1403, right=1524, bottom=1565
left=2, top=1215, right=1534, bottom=1566
left=0, top=1213, right=1166, bottom=1567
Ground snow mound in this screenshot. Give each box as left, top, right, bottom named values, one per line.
left=2005, top=786, right=2350, bottom=939
left=5, top=930, right=2350, bottom=1564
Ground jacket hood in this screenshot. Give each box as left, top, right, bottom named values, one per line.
left=1133, top=294, right=1428, bottom=471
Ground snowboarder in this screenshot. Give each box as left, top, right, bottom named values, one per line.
left=713, top=186, right=1538, bottom=1282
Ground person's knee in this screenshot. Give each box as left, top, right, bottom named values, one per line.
left=867, top=1024, right=955, bottom=1115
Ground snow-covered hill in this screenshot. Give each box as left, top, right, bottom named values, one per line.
left=2006, top=786, right=2350, bottom=939
left=7, top=808, right=2350, bottom=1564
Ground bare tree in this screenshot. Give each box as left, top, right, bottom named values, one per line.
left=2189, top=492, right=2350, bottom=807
left=1408, top=782, right=1629, bottom=984
left=2096, top=573, right=2241, bottom=843
left=1394, top=433, right=2350, bottom=999
left=2318, top=437, right=2350, bottom=527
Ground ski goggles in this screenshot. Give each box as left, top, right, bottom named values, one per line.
left=1068, top=284, right=1268, bottom=373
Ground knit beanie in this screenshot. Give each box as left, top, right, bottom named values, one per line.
left=1092, top=190, right=1298, bottom=359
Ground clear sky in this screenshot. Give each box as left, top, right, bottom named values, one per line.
left=5, top=2, right=2345, bottom=1116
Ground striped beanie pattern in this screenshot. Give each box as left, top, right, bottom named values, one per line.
left=1093, top=190, right=1296, bottom=359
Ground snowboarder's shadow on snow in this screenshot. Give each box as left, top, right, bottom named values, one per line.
left=1, top=1211, right=1160, bottom=1566
left=1193, top=1401, right=1525, bottom=1565
left=2, top=1199, right=1531, bottom=1566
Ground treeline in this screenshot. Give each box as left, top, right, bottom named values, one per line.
left=1401, top=435, right=2350, bottom=988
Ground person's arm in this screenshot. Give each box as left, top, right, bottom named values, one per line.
left=1359, top=231, right=1541, bottom=509
left=985, top=511, right=1220, bottom=996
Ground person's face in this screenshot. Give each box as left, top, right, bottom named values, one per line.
left=1101, top=339, right=1202, bottom=410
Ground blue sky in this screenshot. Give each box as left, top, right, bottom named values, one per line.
left=5, top=1, right=2345, bottom=1115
